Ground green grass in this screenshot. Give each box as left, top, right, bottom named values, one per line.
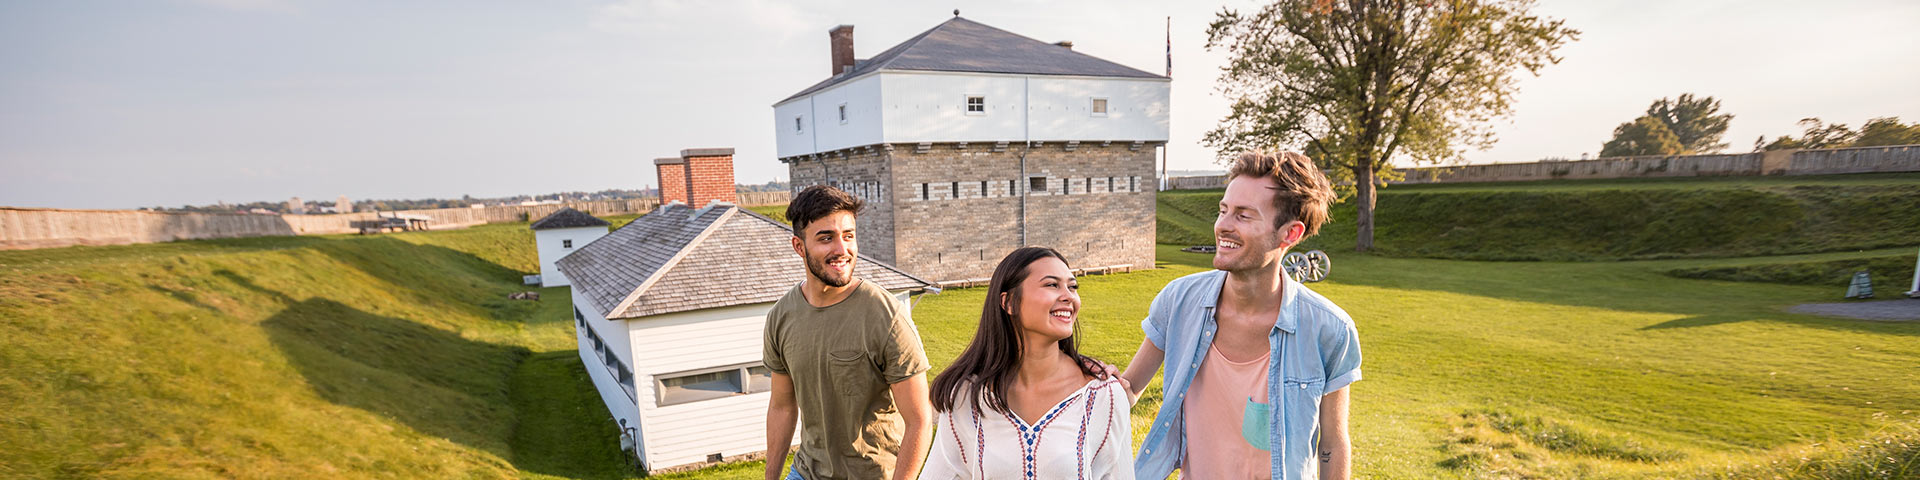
left=7, top=178, right=1920, bottom=479
left=0, top=223, right=634, bottom=479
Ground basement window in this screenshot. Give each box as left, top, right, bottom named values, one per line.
left=965, top=95, right=986, bottom=115
left=657, top=362, right=772, bottom=406
left=659, top=369, right=741, bottom=406
left=1091, top=97, right=1108, bottom=117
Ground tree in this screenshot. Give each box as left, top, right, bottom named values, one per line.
left=1599, top=115, right=1683, bottom=157
left=1762, top=118, right=1857, bottom=150
left=1853, top=117, right=1920, bottom=147
left=1644, top=94, right=1731, bottom=153
left=1205, top=0, right=1578, bottom=251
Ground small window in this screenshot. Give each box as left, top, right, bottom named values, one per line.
left=659, top=369, right=743, bottom=406
left=965, top=95, right=985, bottom=115
left=1108, top=176, right=1116, bottom=192
left=1009, top=179, right=1017, bottom=195
left=838, top=104, right=848, bottom=124
left=1091, top=97, right=1108, bottom=116
left=980, top=181, right=989, bottom=197
left=921, top=183, right=929, bottom=201
left=562, top=239, right=573, bottom=248
left=950, top=181, right=960, bottom=199
left=794, top=116, right=803, bottom=134
left=1029, top=176, right=1047, bottom=193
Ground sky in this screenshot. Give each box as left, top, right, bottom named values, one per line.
left=2, top=0, right=1916, bottom=210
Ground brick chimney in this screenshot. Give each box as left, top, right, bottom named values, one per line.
left=654, top=157, right=687, bottom=205
left=829, top=25, right=855, bottom=75
left=680, top=148, right=737, bottom=207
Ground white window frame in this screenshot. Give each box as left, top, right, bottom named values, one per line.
left=655, top=361, right=773, bottom=406
left=1090, top=97, right=1108, bottom=117
left=562, top=239, right=573, bottom=249
left=964, top=95, right=986, bottom=116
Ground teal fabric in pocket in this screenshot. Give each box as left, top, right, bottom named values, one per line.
left=1240, top=397, right=1271, bottom=451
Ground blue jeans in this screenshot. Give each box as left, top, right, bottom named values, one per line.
left=784, top=467, right=804, bottom=480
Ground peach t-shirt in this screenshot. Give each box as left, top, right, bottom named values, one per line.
left=1182, top=344, right=1272, bottom=479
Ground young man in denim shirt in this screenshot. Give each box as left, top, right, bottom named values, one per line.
left=1122, top=151, right=1362, bottom=479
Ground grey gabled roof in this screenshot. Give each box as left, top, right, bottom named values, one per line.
left=556, top=203, right=933, bottom=319
left=778, top=17, right=1165, bottom=104
left=529, top=207, right=611, bottom=230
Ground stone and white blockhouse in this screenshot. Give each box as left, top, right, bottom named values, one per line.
left=774, top=16, right=1170, bottom=283
left=556, top=202, right=933, bottom=474
left=529, top=207, right=610, bottom=287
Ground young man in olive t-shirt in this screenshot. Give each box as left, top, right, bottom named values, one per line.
left=764, top=185, right=933, bottom=480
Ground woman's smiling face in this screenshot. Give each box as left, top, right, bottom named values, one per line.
left=1006, top=256, right=1080, bottom=343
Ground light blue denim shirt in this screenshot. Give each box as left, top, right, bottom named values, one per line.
left=1134, top=270, right=1362, bottom=479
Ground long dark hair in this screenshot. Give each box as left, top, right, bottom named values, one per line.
left=930, top=246, right=1098, bottom=414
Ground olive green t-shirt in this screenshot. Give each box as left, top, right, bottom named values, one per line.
left=764, top=279, right=930, bottom=480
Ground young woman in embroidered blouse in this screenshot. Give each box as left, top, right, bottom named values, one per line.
left=920, top=247, right=1135, bottom=480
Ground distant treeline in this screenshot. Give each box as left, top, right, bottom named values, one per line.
left=155, top=181, right=790, bottom=214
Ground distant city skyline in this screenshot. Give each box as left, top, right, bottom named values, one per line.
left=2, top=0, right=1916, bottom=210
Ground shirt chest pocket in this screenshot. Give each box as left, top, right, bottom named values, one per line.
left=1280, top=376, right=1326, bottom=443
left=829, top=350, right=873, bottom=397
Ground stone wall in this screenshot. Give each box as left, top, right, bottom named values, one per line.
left=791, top=141, right=1157, bottom=283
left=1788, top=145, right=1920, bottom=175
left=1, top=199, right=660, bottom=251
left=1162, top=145, right=1920, bottom=190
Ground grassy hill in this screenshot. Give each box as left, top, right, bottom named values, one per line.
left=1158, top=173, right=1920, bottom=261
left=0, top=225, right=636, bottom=479
left=5, top=178, right=1920, bottom=479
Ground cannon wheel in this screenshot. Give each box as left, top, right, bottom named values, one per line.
left=1302, top=250, right=1331, bottom=282
left=1282, top=251, right=1309, bottom=283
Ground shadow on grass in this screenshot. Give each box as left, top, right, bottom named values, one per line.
left=508, top=351, right=636, bottom=480
left=1637, top=314, right=1756, bottom=331
left=250, top=245, right=631, bottom=478
left=263, top=298, right=530, bottom=458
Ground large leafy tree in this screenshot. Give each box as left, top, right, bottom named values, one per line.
left=1205, top=0, right=1578, bottom=251
left=1599, top=115, right=1683, bottom=157
left=1643, top=94, right=1732, bottom=153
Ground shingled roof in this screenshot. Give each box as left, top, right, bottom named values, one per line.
left=529, top=207, right=611, bottom=230
left=556, top=203, right=933, bottom=319
left=778, top=16, right=1165, bottom=104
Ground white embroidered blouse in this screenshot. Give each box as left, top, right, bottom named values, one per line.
left=920, top=378, right=1135, bottom=480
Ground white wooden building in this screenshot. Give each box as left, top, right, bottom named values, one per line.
left=529, top=207, right=610, bottom=288
left=772, top=16, right=1170, bottom=160
left=554, top=202, right=933, bottom=473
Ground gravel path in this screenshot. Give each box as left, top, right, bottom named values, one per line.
left=1787, top=298, right=1920, bottom=321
